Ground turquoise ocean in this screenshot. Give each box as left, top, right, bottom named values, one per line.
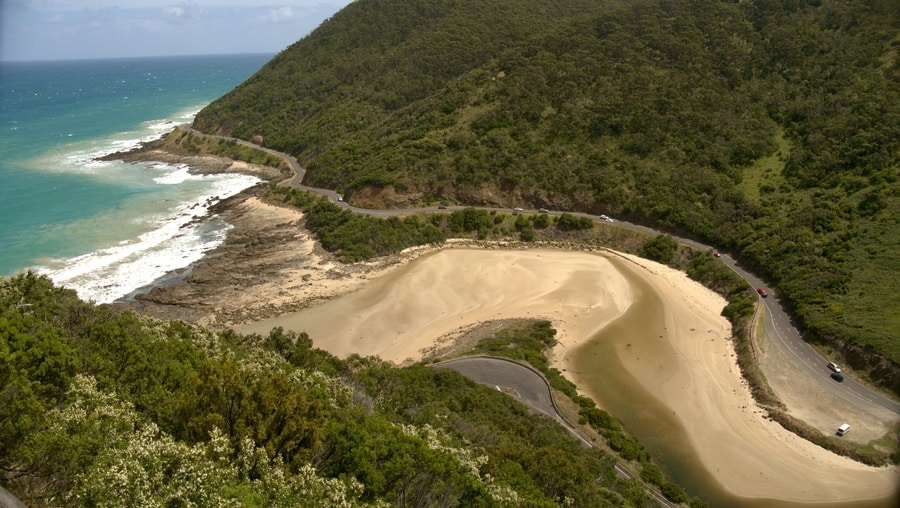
left=0, top=53, right=272, bottom=303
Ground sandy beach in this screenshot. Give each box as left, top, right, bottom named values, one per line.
left=233, top=242, right=897, bottom=504
left=568, top=253, right=899, bottom=503
left=127, top=192, right=897, bottom=505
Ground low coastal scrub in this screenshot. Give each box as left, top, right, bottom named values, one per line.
left=1, top=272, right=668, bottom=507
left=163, top=126, right=286, bottom=169
left=271, top=186, right=447, bottom=262
left=267, top=186, right=652, bottom=262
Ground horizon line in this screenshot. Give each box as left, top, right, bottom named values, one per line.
left=0, top=51, right=277, bottom=65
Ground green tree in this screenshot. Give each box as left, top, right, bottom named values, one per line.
left=641, top=234, right=679, bottom=264
left=556, top=213, right=593, bottom=232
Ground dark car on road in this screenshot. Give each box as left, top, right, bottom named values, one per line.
left=757, top=287, right=768, bottom=298
left=831, top=372, right=845, bottom=382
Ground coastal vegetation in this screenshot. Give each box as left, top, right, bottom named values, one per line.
left=1, top=271, right=692, bottom=507
left=266, top=185, right=899, bottom=465
left=268, top=185, right=640, bottom=261
left=193, top=0, right=900, bottom=392
left=160, top=126, right=287, bottom=169
left=6, top=0, right=900, bottom=504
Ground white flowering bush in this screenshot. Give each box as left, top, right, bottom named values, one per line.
left=236, top=348, right=287, bottom=373
left=288, top=368, right=353, bottom=408
left=68, top=423, right=239, bottom=508
left=46, top=374, right=140, bottom=439
left=400, top=423, right=487, bottom=477
left=177, top=323, right=224, bottom=357
left=37, top=375, right=368, bottom=507
left=400, top=423, right=521, bottom=506
left=132, top=314, right=170, bottom=343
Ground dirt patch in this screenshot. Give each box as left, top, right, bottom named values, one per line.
left=419, top=318, right=524, bottom=363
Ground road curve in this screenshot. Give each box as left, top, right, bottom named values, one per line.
left=610, top=217, right=900, bottom=416
left=181, top=125, right=900, bottom=421
left=435, top=356, right=589, bottom=444
left=434, top=356, right=679, bottom=508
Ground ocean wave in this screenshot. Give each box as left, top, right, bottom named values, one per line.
left=38, top=172, right=260, bottom=304
left=30, top=103, right=209, bottom=173
left=153, top=164, right=197, bottom=185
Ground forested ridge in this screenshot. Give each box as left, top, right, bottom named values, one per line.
left=193, top=0, right=900, bottom=388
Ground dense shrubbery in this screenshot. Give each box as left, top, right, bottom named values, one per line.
left=555, top=213, right=594, bottom=232
left=194, top=0, right=900, bottom=376
left=275, top=187, right=446, bottom=262
left=2, top=273, right=670, bottom=506
left=641, top=234, right=679, bottom=264
left=447, top=207, right=495, bottom=238
left=270, top=188, right=621, bottom=259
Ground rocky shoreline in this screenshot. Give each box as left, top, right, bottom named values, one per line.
left=104, top=136, right=525, bottom=330
left=101, top=139, right=342, bottom=328
left=98, top=136, right=288, bottom=180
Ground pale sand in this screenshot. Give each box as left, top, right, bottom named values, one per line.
left=235, top=243, right=899, bottom=503
left=572, top=253, right=899, bottom=503
left=239, top=247, right=633, bottom=364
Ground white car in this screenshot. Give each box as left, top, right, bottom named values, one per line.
left=828, top=362, right=841, bottom=373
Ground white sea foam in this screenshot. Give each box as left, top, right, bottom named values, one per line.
left=32, top=103, right=208, bottom=174
left=39, top=172, right=260, bottom=304
left=28, top=100, right=265, bottom=303
left=153, top=164, right=196, bottom=185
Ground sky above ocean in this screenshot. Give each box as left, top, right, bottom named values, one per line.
left=0, top=53, right=272, bottom=303
left=0, top=0, right=353, bottom=62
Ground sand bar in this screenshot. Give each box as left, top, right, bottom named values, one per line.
left=238, top=248, right=633, bottom=364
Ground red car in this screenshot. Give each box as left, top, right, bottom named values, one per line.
left=713, top=250, right=721, bottom=258
left=757, top=288, right=768, bottom=298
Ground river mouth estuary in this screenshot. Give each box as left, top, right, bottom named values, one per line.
left=567, top=257, right=896, bottom=508
left=236, top=247, right=899, bottom=507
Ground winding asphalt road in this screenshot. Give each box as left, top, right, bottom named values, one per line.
left=435, top=357, right=588, bottom=441
left=183, top=126, right=900, bottom=421
left=722, top=255, right=900, bottom=417
left=435, top=356, right=678, bottom=508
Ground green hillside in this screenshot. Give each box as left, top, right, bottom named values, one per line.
left=1, top=273, right=700, bottom=506
left=194, top=0, right=900, bottom=389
